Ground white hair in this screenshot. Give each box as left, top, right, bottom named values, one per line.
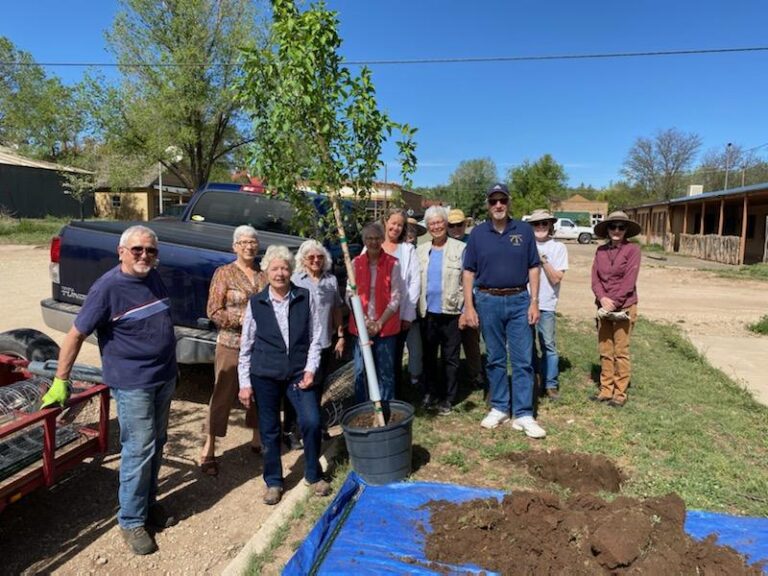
left=260, top=244, right=295, bottom=273
left=233, top=225, right=258, bottom=243
left=361, top=221, right=384, bottom=239
left=295, top=239, right=332, bottom=274
left=424, top=206, right=448, bottom=224
left=119, top=225, right=157, bottom=247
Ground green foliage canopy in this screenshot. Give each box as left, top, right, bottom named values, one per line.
left=237, top=0, right=417, bottom=239
left=447, top=157, right=498, bottom=219
left=506, top=154, right=567, bottom=218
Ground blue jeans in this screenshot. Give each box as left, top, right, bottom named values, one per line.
left=535, top=310, right=560, bottom=390
left=475, top=291, right=535, bottom=418
left=353, top=335, right=396, bottom=403
left=112, top=377, right=176, bottom=529
left=251, top=374, right=322, bottom=488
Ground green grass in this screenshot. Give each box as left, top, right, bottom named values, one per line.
left=714, top=262, right=768, bottom=282
left=640, top=243, right=666, bottom=253
left=245, top=316, right=768, bottom=572
left=748, top=314, right=768, bottom=335
left=0, top=216, right=70, bottom=245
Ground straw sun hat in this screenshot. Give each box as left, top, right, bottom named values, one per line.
left=593, top=211, right=641, bottom=239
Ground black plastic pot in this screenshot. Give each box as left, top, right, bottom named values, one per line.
left=340, top=400, right=414, bottom=485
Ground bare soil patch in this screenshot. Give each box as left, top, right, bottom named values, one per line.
left=506, top=450, right=625, bottom=493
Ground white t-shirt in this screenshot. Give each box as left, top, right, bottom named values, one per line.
left=536, top=239, right=568, bottom=312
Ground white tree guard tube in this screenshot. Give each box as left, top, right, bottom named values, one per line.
left=349, top=294, right=381, bottom=403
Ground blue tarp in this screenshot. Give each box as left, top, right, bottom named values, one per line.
left=284, top=472, right=768, bottom=575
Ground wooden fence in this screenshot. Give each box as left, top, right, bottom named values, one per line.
left=678, top=234, right=740, bottom=265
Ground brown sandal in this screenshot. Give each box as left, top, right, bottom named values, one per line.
left=200, top=456, right=218, bottom=477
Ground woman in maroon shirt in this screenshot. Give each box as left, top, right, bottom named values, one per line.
left=590, top=211, right=642, bottom=407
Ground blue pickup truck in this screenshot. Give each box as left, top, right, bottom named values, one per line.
left=40, top=183, right=360, bottom=364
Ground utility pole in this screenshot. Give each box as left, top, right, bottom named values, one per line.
left=724, top=142, right=733, bottom=191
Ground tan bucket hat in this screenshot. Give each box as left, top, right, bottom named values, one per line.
left=447, top=208, right=467, bottom=225
left=594, top=211, right=641, bottom=239
left=526, top=209, right=558, bottom=225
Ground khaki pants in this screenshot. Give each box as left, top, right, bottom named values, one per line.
left=204, top=343, right=258, bottom=436
left=597, top=304, right=637, bottom=403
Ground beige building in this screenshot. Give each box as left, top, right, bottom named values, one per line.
left=94, top=168, right=191, bottom=220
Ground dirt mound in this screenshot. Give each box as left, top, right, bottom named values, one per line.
left=424, top=491, right=763, bottom=575
left=507, top=450, right=625, bottom=493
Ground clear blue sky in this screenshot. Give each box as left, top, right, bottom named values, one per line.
left=3, top=0, right=768, bottom=189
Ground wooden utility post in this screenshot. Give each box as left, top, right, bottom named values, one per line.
left=739, top=194, right=748, bottom=264
left=718, top=199, right=725, bottom=236
left=698, top=201, right=705, bottom=235
left=683, top=204, right=689, bottom=235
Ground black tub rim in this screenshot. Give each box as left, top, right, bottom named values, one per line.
left=340, top=400, right=415, bottom=434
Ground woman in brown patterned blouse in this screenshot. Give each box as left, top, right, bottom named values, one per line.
left=200, top=225, right=267, bottom=476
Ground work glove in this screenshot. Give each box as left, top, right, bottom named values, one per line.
left=41, top=377, right=71, bottom=409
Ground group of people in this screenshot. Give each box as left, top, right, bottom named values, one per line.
left=48, top=183, right=643, bottom=556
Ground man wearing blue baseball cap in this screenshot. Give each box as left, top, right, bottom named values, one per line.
left=462, top=183, right=546, bottom=438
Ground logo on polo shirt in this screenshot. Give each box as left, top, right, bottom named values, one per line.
left=509, top=234, right=523, bottom=246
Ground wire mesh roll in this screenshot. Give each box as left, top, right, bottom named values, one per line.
left=320, top=362, right=355, bottom=428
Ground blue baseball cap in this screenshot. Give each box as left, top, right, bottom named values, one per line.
left=486, top=182, right=509, bottom=197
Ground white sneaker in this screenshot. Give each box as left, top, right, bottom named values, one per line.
left=511, top=416, right=546, bottom=439
left=481, top=408, right=510, bottom=429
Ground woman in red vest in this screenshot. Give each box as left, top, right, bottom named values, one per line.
left=348, top=222, right=402, bottom=402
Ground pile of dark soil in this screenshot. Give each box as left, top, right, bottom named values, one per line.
left=425, top=492, right=762, bottom=575
left=423, top=451, right=763, bottom=574
left=506, top=450, right=626, bottom=493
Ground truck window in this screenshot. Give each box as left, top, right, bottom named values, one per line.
left=189, top=190, right=296, bottom=234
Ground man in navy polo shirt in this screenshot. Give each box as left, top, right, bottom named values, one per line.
left=463, top=183, right=546, bottom=438
left=52, top=225, right=178, bottom=555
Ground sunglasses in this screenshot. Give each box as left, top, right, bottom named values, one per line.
left=306, top=254, right=325, bottom=261
left=532, top=222, right=551, bottom=228
left=129, top=246, right=158, bottom=257
left=448, top=223, right=464, bottom=228
left=488, top=197, right=509, bottom=206
left=608, top=223, right=627, bottom=231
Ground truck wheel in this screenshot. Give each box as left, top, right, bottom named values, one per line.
left=0, top=329, right=60, bottom=362
left=578, top=233, right=592, bottom=245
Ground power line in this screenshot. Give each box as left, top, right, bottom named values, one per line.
left=2, top=45, right=767, bottom=69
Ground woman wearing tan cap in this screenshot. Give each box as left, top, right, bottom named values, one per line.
left=590, top=211, right=642, bottom=407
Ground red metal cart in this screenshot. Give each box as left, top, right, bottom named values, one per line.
left=0, top=353, right=109, bottom=513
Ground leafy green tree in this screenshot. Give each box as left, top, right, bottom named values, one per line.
left=595, top=180, right=645, bottom=212
left=85, top=0, right=265, bottom=191
left=622, top=128, right=702, bottom=200
left=237, top=0, right=417, bottom=240
left=0, top=37, right=86, bottom=160
left=505, top=154, right=568, bottom=218
left=60, top=170, right=96, bottom=221
left=447, top=158, right=497, bottom=219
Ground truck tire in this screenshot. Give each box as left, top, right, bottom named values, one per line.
left=578, top=233, right=592, bottom=245
left=0, top=329, right=61, bottom=362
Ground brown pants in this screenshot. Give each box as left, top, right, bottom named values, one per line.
left=204, top=343, right=258, bottom=437
left=597, top=305, right=638, bottom=403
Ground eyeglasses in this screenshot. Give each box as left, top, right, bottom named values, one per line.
left=306, top=254, right=325, bottom=261
left=237, top=240, right=258, bottom=247
left=448, top=223, right=464, bottom=229
left=488, top=197, right=509, bottom=206
left=608, top=223, right=627, bottom=231
left=129, top=246, right=158, bottom=257
left=532, top=222, right=550, bottom=228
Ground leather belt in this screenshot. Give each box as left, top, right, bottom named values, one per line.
left=477, top=286, right=526, bottom=296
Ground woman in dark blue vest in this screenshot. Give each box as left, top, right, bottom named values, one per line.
left=237, top=245, right=331, bottom=505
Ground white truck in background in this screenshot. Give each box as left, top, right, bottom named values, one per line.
left=523, top=215, right=595, bottom=244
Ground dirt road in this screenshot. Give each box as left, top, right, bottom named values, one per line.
left=558, top=244, right=768, bottom=405
left=0, top=242, right=766, bottom=574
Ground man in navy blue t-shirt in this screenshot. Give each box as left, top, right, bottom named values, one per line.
left=53, top=225, right=177, bottom=555
left=463, top=183, right=546, bottom=439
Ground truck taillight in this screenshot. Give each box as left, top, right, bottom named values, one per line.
left=50, top=236, right=61, bottom=263
left=49, top=236, right=60, bottom=284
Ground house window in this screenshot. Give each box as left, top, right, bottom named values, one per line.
left=111, top=195, right=122, bottom=208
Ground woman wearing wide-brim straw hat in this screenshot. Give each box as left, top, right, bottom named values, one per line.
left=590, top=211, right=641, bottom=408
